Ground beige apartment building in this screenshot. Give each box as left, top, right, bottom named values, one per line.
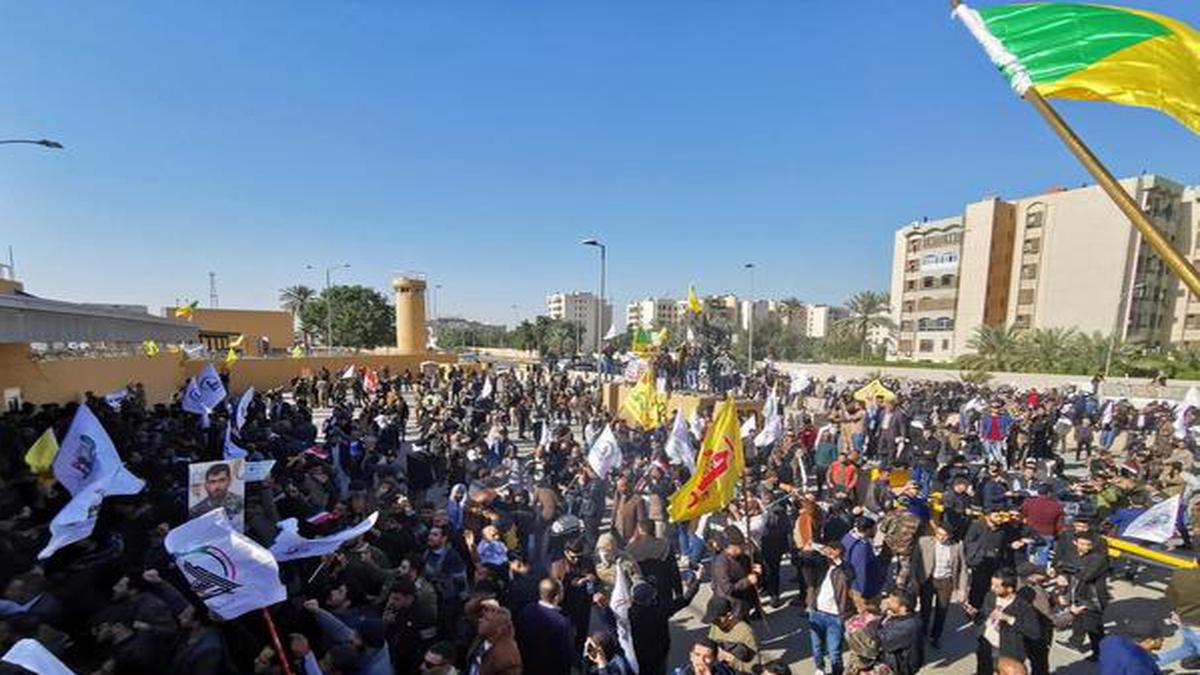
left=890, top=174, right=1200, bottom=362
left=546, top=291, right=612, bottom=353
left=626, top=297, right=681, bottom=330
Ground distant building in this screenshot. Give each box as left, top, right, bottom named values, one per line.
left=546, top=291, right=611, bottom=353
left=162, top=307, right=295, bottom=356
left=627, top=297, right=681, bottom=331
left=889, top=174, right=1200, bottom=362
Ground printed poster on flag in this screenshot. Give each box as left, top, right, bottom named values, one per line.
left=188, top=459, right=245, bottom=532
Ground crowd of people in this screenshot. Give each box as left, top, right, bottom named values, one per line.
left=0, top=360, right=1198, bottom=675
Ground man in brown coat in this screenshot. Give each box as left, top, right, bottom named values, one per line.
left=611, top=476, right=646, bottom=545
left=466, top=601, right=522, bottom=675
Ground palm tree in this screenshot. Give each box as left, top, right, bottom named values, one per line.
left=1067, top=331, right=1133, bottom=375
left=1023, top=327, right=1077, bottom=373
left=835, top=291, right=895, bottom=359
left=962, top=324, right=1026, bottom=372
left=279, top=285, right=317, bottom=347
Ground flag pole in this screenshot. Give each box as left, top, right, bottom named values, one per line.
left=262, top=607, right=296, bottom=675
left=951, top=0, right=1200, bottom=301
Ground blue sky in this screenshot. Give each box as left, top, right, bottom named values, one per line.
left=2, top=1, right=1198, bottom=327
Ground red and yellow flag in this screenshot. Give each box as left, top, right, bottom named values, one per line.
left=668, top=396, right=745, bottom=522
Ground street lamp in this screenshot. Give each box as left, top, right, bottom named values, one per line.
left=0, top=139, right=63, bottom=149
left=306, top=263, right=350, bottom=353
left=744, top=263, right=756, bottom=373
left=581, top=238, right=606, bottom=354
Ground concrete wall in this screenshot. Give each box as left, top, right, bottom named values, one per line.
left=181, top=308, right=295, bottom=355
left=1, top=346, right=456, bottom=406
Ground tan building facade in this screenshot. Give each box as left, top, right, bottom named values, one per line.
left=546, top=291, right=611, bottom=353
left=890, top=175, right=1200, bottom=362
left=171, top=308, right=295, bottom=356
left=626, top=297, right=680, bottom=330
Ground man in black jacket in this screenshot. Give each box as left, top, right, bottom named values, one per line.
left=711, top=527, right=760, bottom=621
left=974, top=569, right=1044, bottom=675
left=880, top=588, right=924, bottom=675
left=964, top=510, right=1024, bottom=612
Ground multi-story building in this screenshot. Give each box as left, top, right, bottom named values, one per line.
left=626, top=297, right=680, bottom=331
left=890, top=174, right=1200, bottom=362
left=546, top=291, right=612, bottom=353
left=739, top=299, right=770, bottom=331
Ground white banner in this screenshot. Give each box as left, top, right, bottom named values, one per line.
left=740, top=414, right=757, bottom=438
left=479, top=377, right=494, bottom=400
left=587, top=424, right=622, bottom=478
left=664, top=408, right=696, bottom=472
left=2, top=639, right=75, bottom=675
left=341, top=365, right=356, bottom=380
left=103, top=389, right=128, bottom=411
left=52, top=405, right=144, bottom=497
left=235, top=387, right=254, bottom=431
left=611, top=558, right=640, bottom=674
left=269, top=511, right=380, bottom=562
left=165, top=508, right=286, bottom=620
left=38, top=478, right=108, bottom=560
left=1123, top=494, right=1181, bottom=544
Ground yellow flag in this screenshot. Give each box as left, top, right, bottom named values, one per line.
left=619, top=368, right=665, bottom=430
left=142, top=340, right=160, bottom=357
left=687, top=285, right=703, bottom=314
left=229, top=334, right=245, bottom=349
left=631, top=328, right=653, bottom=354
left=668, top=397, right=745, bottom=522
left=853, top=378, right=896, bottom=403
left=225, top=348, right=239, bottom=365
left=291, top=345, right=304, bottom=359
left=174, top=300, right=198, bottom=319
left=24, top=428, right=59, bottom=477
left=652, top=327, right=670, bottom=347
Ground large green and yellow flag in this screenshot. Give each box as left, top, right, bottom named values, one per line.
left=668, top=396, right=745, bottom=522
left=955, top=3, right=1200, bottom=134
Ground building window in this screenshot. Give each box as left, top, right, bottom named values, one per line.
left=898, top=339, right=913, bottom=353
left=1015, top=314, right=1031, bottom=328
left=939, top=252, right=958, bottom=265
left=936, top=317, right=954, bottom=331
left=1021, top=264, right=1038, bottom=280
left=905, top=280, right=916, bottom=291
left=903, top=301, right=915, bottom=312
left=940, top=274, right=955, bottom=287
left=941, top=339, right=950, bottom=350
left=1023, top=238, right=1041, bottom=254
left=1026, top=208, right=1045, bottom=229
left=1018, top=289, right=1036, bottom=305
left=917, top=318, right=930, bottom=331
left=922, top=276, right=934, bottom=288
left=919, top=340, right=934, bottom=353
left=923, top=254, right=937, bottom=267
left=905, top=259, right=919, bottom=272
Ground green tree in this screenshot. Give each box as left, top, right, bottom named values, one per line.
left=279, top=284, right=318, bottom=347
left=1067, top=331, right=1133, bottom=375
left=1022, top=327, right=1077, bottom=373
left=299, top=285, right=395, bottom=350
left=961, top=324, right=1026, bottom=372
left=834, top=291, right=894, bottom=359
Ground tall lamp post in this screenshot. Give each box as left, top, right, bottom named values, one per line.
left=307, top=263, right=350, bottom=353
left=0, top=139, right=63, bottom=149
left=744, top=263, right=756, bottom=373
left=581, top=238, right=606, bottom=354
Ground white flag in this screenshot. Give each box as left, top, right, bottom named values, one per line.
left=1174, top=403, right=1191, bottom=440
left=234, top=387, right=255, bottom=431
left=52, top=405, right=144, bottom=497
left=2, top=639, right=75, bottom=675
left=479, top=377, right=494, bottom=400
left=1123, top=494, right=1181, bottom=544
left=539, top=420, right=553, bottom=449
left=269, top=512, right=379, bottom=562
left=740, top=413, right=757, bottom=438
left=103, top=389, right=128, bottom=411
left=604, top=323, right=620, bottom=341
left=183, top=365, right=227, bottom=414
left=611, top=558, right=640, bottom=674
left=664, top=409, right=696, bottom=472
left=689, top=411, right=705, bottom=440
left=182, top=343, right=207, bottom=359
left=224, top=426, right=249, bottom=460
left=754, top=404, right=783, bottom=449
left=242, top=460, right=276, bottom=483
left=1101, top=401, right=1114, bottom=426
left=38, top=477, right=108, bottom=560
left=165, top=508, right=286, bottom=620
left=587, top=424, right=622, bottom=477
left=341, top=365, right=356, bottom=380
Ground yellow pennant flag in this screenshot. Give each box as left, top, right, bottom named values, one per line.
left=668, top=397, right=745, bottom=522
left=142, top=340, right=160, bottom=357
left=619, top=368, right=665, bottom=430
left=652, top=327, right=670, bottom=348
left=224, top=348, right=239, bottom=365
left=291, top=345, right=304, bottom=359
left=24, top=428, right=59, bottom=477
left=174, top=300, right=199, bottom=319
left=687, top=285, right=703, bottom=314
left=229, top=334, right=245, bottom=349
left=853, top=378, right=896, bottom=403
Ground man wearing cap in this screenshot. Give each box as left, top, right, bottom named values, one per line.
left=1099, top=619, right=1166, bottom=675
